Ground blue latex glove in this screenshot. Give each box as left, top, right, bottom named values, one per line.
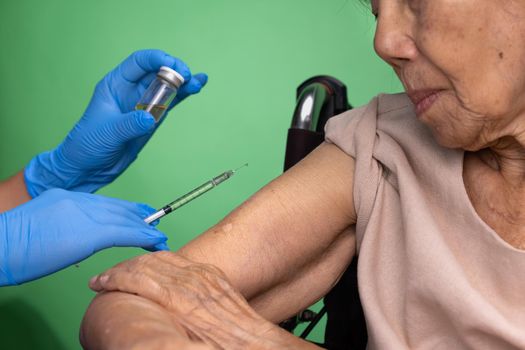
left=0, top=188, right=169, bottom=286
left=24, top=49, right=208, bottom=197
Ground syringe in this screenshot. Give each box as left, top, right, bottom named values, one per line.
left=144, top=164, right=247, bottom=224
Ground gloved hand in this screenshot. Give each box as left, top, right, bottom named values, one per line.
left=24, top=49, right=208, bottom=197
left=0, top=188, right=168, bottom=286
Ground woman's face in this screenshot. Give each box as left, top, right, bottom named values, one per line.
left=372, top=0, right=525, bottom=150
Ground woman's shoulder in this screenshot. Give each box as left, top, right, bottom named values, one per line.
left=325, top=92, right=462, bottom=187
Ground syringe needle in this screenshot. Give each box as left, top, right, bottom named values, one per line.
left=233, top=163, right=248, bottom=172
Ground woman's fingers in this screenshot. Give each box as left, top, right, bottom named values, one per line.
left=89, top=252, right=235, bottom=311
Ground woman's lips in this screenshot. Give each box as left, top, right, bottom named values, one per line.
left=407, top=90, right=442, bottom=116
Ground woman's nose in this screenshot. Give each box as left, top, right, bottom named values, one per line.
left=373, top=8, right=417, bottom=69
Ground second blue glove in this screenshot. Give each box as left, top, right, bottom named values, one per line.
left=0, top=188, right=168, bottom=286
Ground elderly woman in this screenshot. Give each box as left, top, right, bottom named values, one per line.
left=81, top=0, right=525, bottom=349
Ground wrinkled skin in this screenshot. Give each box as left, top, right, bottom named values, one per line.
left=85, top=253, right=321, bottom=350
left=373, top=0, right=525, bottom=152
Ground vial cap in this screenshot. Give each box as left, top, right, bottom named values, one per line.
left=158, top=66, right=185, bottom=88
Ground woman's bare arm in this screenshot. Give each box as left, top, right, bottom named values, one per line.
left=175, top=142, right=357, bottom=319
left=83, top=142, right=357, bottom=348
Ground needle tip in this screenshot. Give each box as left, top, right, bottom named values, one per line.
left=233, top=163, right=248, bottom=172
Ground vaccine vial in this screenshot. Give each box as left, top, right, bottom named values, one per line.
left=136, top=66, right=185, bottom=122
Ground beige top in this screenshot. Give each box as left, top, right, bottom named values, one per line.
left=324, top=93, right=525, bottom=349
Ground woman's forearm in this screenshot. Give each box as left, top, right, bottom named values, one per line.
left=82, top=291, right=322, bottom=350
left=0, top=171, right=31, bottom=212
left=81, top=292, right=211, bottom=350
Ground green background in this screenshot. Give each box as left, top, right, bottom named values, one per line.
left=0, top=0, right=402, bottom=348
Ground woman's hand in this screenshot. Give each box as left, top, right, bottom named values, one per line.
left=24, top=49, right=208, bottom=197
left=88, top=252, right=323, bottom=350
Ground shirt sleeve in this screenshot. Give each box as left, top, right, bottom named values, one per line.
left=324, top=97, right=383, bottom=251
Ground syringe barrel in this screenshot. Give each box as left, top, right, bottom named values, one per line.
left=168, top=181, right=214, bottom=211
left=167, top=171, right=234, bottom=211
